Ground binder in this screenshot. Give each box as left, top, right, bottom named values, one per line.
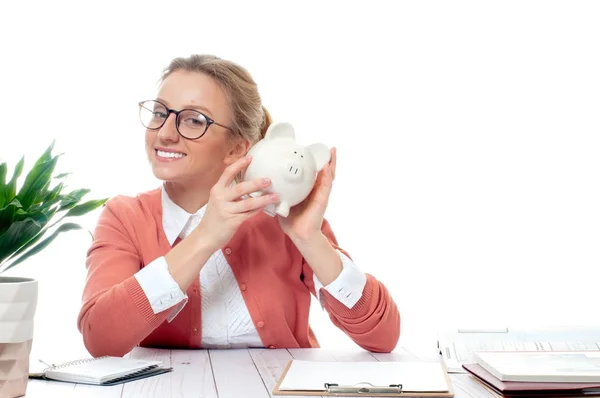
left=463, top=363, right=600, bottom=397
left=272, top=359, right=455, bottom=397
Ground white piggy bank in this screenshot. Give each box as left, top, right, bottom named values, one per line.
left=243, top=122, right=331, bottom=217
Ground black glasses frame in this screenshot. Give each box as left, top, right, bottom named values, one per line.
left=139, top=100, right=233, bottom=140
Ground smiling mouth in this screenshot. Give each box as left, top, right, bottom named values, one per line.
left=156, top=149, right=187, bottom=159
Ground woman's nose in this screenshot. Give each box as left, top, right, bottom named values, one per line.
left=157, top=113, right=180, bottom=142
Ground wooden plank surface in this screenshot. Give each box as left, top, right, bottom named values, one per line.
left=169, top=349, right=218, bottom=398
left=25, top=379, right=78, bottom=398
left=247, top=348, right=324, bottom=398
left=121, top=347, right=172, bottom=398
left=71, top=382, right=123, bottom=398
left=24, top=347, right=490, bottom=398
left=209, top=348, right=270, bottom=398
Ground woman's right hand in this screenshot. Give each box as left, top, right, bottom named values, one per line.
left=197, top=155, right=279, bottom=251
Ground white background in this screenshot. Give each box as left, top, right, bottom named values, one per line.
left=1, top=0, right=599, bottom=362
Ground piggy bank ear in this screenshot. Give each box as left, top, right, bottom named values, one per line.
left=307, top=143, right=331, bottom=171
left=265, top=122, right=295, bottom=141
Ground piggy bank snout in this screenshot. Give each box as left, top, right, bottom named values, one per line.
left=282, top=160, right=304, bottom=182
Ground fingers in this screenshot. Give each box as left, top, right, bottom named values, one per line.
left=330, top=147, right=337, bottom=181
left=228, top=192, right=279, bottom=214
left=217, top=155, right=253, bottom=188
left=224, top=177, right=272, bottom=202
left=317, top=149, right=335, bottom=188
left=308, top=148, right=336, bottom=204
left=319, top=163, right=334, bottom=192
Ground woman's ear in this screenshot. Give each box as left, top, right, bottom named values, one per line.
left=224, top=139, right=250, bottom=166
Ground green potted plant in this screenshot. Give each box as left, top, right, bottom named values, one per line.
left=0, top=142, right=107, bottom=398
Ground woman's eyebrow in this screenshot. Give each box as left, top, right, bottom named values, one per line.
left=156, top=97, right=215, bottom=117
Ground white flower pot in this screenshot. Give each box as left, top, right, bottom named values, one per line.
left=0, top=277, right=38, bottom=398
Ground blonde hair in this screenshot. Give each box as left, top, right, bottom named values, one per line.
left=160, top=54, right=271, bottom=144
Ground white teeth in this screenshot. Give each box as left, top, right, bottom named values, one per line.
left=157, top=150, right=186, bottom=159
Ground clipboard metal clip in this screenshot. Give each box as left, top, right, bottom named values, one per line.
left=324, top=382, right=403, bottom=394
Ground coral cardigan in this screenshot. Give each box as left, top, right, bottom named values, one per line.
left=77, top=188, right=401, bottom=357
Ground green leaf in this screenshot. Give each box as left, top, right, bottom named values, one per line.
left=58, top=188, right=90, bottom=210
left=2, top=156, right=24, bottom=208
left=16, top=157, right=58, bottom=210
left=0, top=141, right=108, bottom=274
left=38, top=140, right=56, bottom=164
left=4, top=218, right=48, bottom=262
left=11, top=208, right=50, bottom=225
left=5, top=206, right=62, bottom=264
left=43, top=181, right=64, bottom=207
left=65, top=198, right=108, bottom=217
left=0, top=162, right=7, bottom=208
left=0, top=222, right=83, bottom=273
left=29, top=178, right=53, bottom=209
left=0, top=197, right=22, bottom=212
left=15, top=142, right=59, bottom=209
left=0, top=198, right=23, bottom=236
left=0, top=162, right=6, bottom=186
left=0, top=218, right=43, bottom=265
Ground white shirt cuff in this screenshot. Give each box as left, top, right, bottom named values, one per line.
left=134, top=256, right=188, bottom=322
left=312, top=250, right=367, bottom=309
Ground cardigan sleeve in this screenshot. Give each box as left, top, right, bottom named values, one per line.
left=301, top=219, right=401, bottom=353
left=77, top=198, right=172, bottom=357
left=312, top=250, right=367, bottom=308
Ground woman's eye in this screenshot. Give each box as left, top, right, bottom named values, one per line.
left=188, top=117, right=206, bottom=126
left=153, top=111, right=168, bottom=119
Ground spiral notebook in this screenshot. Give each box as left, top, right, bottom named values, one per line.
left=29, top=356, right=172, bottom=386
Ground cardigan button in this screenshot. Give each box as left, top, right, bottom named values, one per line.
left=268, top=345, right=276, bottom=349
left=240, top=284, right=247, bottom=291
left=257, top=321, right=265, bottom=328
left=224, top=247, right=232, bottom=255
left=193, top=327, right=198, bottom=334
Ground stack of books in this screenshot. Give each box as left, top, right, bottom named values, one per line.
left=463, top=351, right=600, bottom=397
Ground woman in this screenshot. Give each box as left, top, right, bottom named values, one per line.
left=77, top=54, right=400, bottom=357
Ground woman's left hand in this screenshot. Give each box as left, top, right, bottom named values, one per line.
left=278, top=147, right=337, bottom=243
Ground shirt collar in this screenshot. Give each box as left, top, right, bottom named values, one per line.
left=161, top=185, right=206, bottom=245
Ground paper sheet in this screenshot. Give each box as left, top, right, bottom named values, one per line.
left=278, top=360, right=448, bottom=392
left=475, top=351, right=600, bottom=382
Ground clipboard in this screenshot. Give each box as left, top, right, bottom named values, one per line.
left=272, top=360, right=455, bottom=397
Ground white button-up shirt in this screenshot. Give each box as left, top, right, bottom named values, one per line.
left=134, top=185, right=367, bottom=348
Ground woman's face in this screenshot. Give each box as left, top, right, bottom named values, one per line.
left=145, top=71, right=242, bottom=186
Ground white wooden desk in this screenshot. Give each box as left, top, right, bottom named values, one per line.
left=25, top=346, right=493, bottom=398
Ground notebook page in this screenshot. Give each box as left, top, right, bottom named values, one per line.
left=475, top=351, right=600, bottom=382
left=279, top=360, right=448, bottom=392
left=45, top=357, right=163, bottom=384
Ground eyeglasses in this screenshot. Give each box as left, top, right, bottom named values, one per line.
left=138, top=100, right=233, bottom=140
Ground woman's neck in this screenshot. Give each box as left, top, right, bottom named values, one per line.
left=163, top=181, right=210, bottom=214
